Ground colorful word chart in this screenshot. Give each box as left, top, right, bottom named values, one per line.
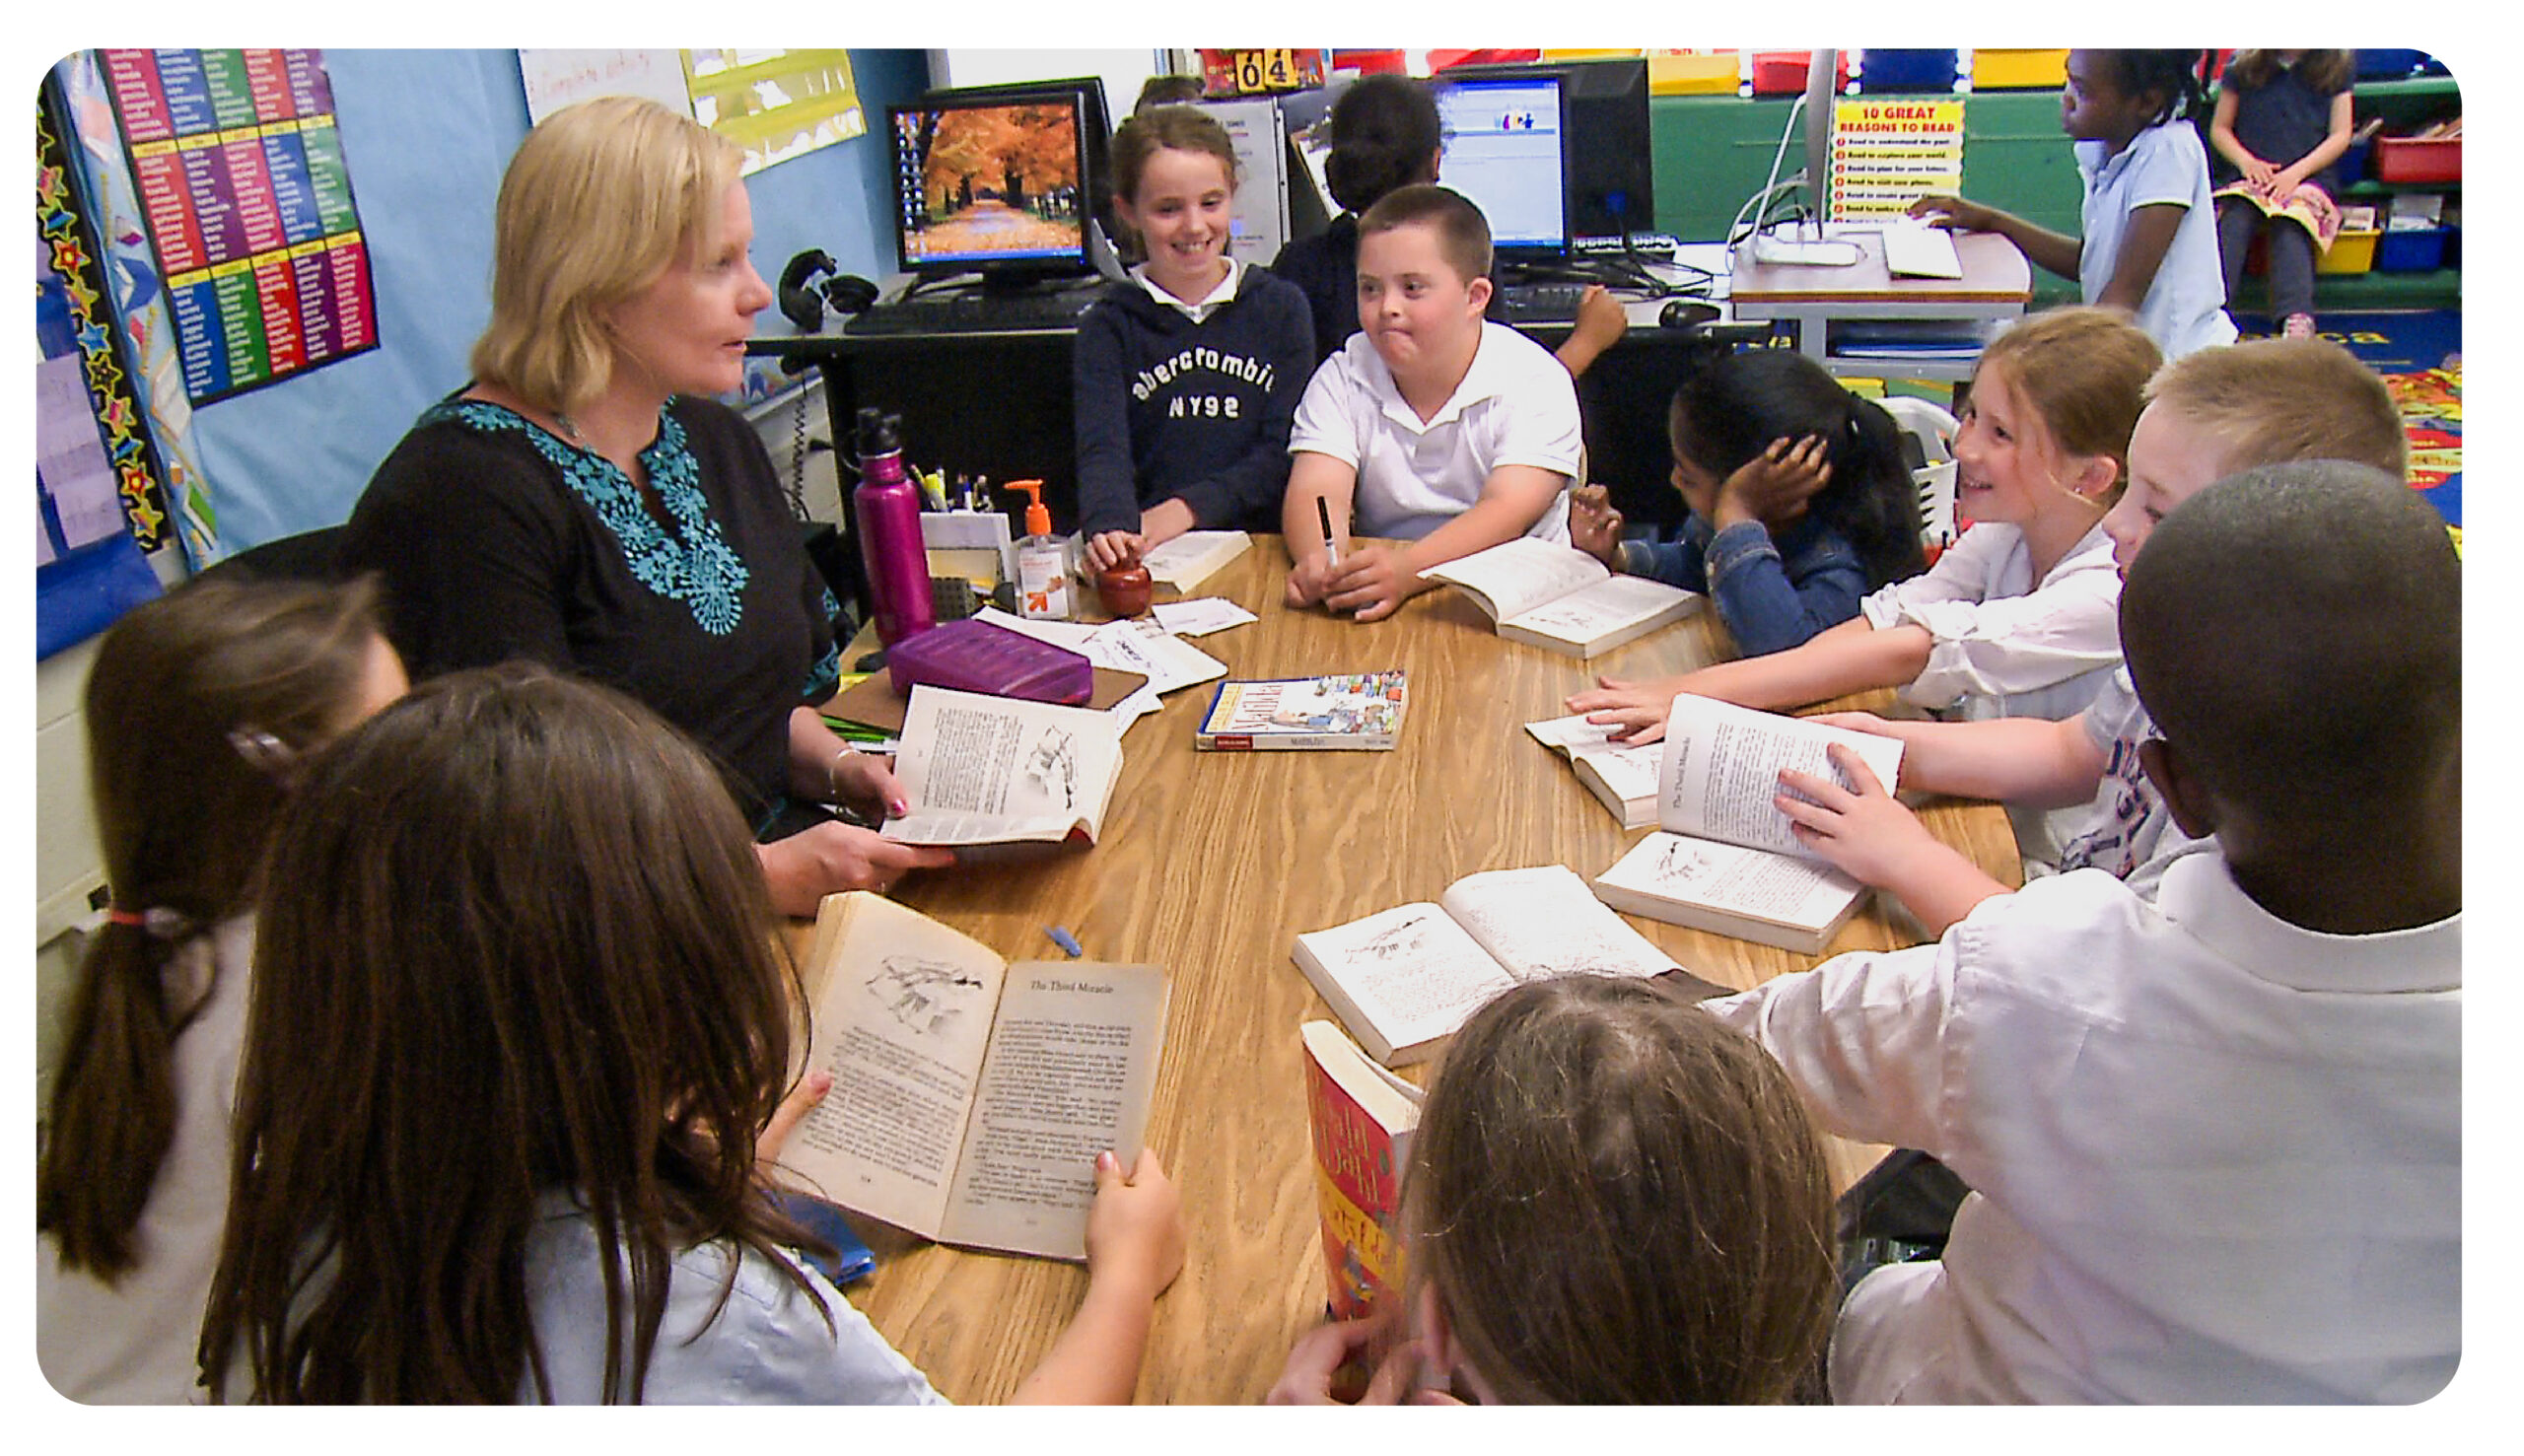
left=100, top=48, right=379, bottom=404
left=1828, top=98, right=1966, bottom=222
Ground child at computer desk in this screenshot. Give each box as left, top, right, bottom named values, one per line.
left=1567, top=347, right=1928, bottom=659
left=1076, top=106, right=1315, bottom=576
left=1266, top=975, right=1838, bottom=1404
left=1571, top=306, right=2159, bottom=742
left=1704, top=460, right=2458, bottom=1403
left=1778, top=337, right=2411, bottom=928
left=1282, top=184, right=1585, bottom=622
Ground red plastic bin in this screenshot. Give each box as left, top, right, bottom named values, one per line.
left=2374, top=135, right=2460, bottom=184
left=1751, top=51, right=1849, bottom=94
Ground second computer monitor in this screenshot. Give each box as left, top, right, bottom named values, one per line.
left=889, top=88, right=1093, bottom=278
left=1432, top=73, right=1569, bottom=255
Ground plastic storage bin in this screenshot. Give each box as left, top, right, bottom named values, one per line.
left=1648, top=51, right=1740, bottom=96
left=2317, top=227, right=2379, bottom=275
left=1750, top=50, right=1848, bottom=95
left=1971, top=48, right=2068, bottom=90
left=1858, top=49, right=1958, bottom=93
left=2374, top=135, right=2460, bottom=184
left=2356, top=49, right=2435, bottom=79
left=2336, top=137, right=2371, bottom=185
left=2375, top=226, right=2448, bottom=272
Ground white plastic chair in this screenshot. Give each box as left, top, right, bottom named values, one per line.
left=1914, top=461, right=1959, bottom=551
left=1878, top=395, right=1958, bottom=469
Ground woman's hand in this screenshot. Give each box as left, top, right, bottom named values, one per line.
left=1086, top=1147, right=1185, bottom=1302
left=1086, top=529, right=1145, bottom=575
left=1715, top=435, right=1833, bottom=530
left=757, top=822, right=956, bottom=917
left=825, top=747, right=910, bottom=818
left=1567, top=484, right=1626, bottom=566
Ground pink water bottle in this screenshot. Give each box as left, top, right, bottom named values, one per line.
left=852, top=408, right=936, bottom=648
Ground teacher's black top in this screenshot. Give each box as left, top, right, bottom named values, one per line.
left=339, top=392, right=839, bottom=827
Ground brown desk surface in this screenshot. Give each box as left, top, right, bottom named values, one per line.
left=804, top=537, right=2021, bottom=1405
left=1729, top=229, right=2032, bottom=306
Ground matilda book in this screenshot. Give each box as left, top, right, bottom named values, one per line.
left=1299, top=1019, right=1423, bottom=1325
left=1421, top=536, right=1702, bottom=659
left=1523, top=713, right=1664, bottom=830
left=1589, top=697, right=1904, bottom=954
left=784, top=892, right=1169, bottom=1261
left=1196, top=669, right=1406, bottom=751
left=1292, top=865, right=1681, bottom=1067
left=1139, top=529, right=1251, bottom=592
left=881, top=685, right=1125, bottom=849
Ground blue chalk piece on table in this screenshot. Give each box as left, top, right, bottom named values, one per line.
left=1045, top=925, right=1085, bottom=958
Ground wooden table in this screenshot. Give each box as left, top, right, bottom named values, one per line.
left=1725, top=230, right=2033, bottom=383
left=808, top=538, right=2020, bottom=1405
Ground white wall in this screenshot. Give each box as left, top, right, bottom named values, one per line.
left=925, top=47, right=1172, bottom=119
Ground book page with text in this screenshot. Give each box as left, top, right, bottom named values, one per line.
left=1501, top=574, right=1693, bottom=639
left=939, top=963, right=1169, bottom=1259
left=1658, top=698, right=1904, bottom=858
left=1294, top=903, right=1519, bottom=1050
left=1439, top=865, right=1674, bottom=980
left=1600, top=831, right=1862, bottom=929
left=884, top=686, right=1123, bottom=846
left=787, top=893, right=1008, bottom=1239
left=1423, top=537, right=1610, bottom=621
left=1526, top=715, right=1661, bottom=804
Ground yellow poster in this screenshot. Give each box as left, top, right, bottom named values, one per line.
left=1829, top=98, right=1965, bottom=221
left=683, top=49, right=864, bottom=176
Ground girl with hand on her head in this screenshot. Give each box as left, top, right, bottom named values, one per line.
left=1075, top=105, right=1315, bottom=577
left=1570, top=308, right=2160, bottom=745
left=1266, top=975, right=1838, bottom=1405
left=198, top=667, right=1186, bottom=1404
left=37, top=576, right=406, bottom=1403
left=1568, top=347, right=1927, bottom=659
left=338, top=96, right=947, bottom=918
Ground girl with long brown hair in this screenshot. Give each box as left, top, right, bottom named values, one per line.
left=38, top=575, right=404, bottom=1401
left=198, top=667, right=1183, bottom=1403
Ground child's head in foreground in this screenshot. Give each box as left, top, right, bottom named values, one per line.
left=2121, top=459, right=2458, bottom=859
left=202, top=665, right=821, bottom=1402
left=1353, top=184, right=1493, bottom=381
left=2105, top=336, right=2407, bottom=574
left=1406, top=975, right=1837, bottom=1403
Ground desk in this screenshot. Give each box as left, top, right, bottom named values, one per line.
left=1726, top=230, right=2033, bottom=383
left=802, top=538, right=2021, bottom=1405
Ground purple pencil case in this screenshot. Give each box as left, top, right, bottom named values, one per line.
left=885, top=617, right=1094, bottom=706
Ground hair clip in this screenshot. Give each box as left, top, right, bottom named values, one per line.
left=227, top=727, right=297, bottom=776
left=104, top=905, right=192, bottom=939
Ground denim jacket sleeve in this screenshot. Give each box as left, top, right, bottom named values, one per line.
left=1698, top=518, right=1870, bottom=658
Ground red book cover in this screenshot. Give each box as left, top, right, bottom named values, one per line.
left=1299, top=1021, right=1422, bottom=1321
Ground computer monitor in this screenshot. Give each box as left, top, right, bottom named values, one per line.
left=1431, top=72, right=1569, bottom=255
left=1447, top=57, right=1652, bottom=243
left=888, top=82, right=1105, bottom=281
left=1193, top=96, right=1290, bottom=267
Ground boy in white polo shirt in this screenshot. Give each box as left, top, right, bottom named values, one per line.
left=1281, top=184, right=1583, bottom=622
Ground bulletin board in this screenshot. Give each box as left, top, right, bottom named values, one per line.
left=96, top=48, right=381, bottom=405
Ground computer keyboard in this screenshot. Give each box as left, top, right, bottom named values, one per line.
left=845, top=285, right=1104, bottom=336
left=1497, top=282, right=1590, bottom=324
left=1572, top=232, right=1682, bottom=260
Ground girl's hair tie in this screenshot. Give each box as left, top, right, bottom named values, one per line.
left=228, top=727, right=298, bottom=776
left=105, top=906, right=192, bottom=939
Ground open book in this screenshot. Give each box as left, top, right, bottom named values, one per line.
left=1300, top=1019, right=1422, bottom=1325
left=1140, top=529, right=1251, bottom=592
left=880, top=685, right=1124, bottom=849
left=1422, top=536, right=1702, bottom=659
left=784, top=892, right=1169, bottom=1261
left=1524, top=713, right=1663, bottom=829
left=1292, top=865, right=1681, bottom=1066
left=1589, top=697, right=1903, bottom=954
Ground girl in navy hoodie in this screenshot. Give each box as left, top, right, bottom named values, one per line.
left=1075, top=106, right=1314, bottom=574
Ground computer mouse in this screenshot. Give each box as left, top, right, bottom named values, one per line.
left=1659, top=300, right=1719, bottom=330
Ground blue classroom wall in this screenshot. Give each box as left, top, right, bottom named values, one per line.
left=188, top=48, right=928, bottom=553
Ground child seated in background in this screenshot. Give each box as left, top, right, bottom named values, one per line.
left=1075, top=106, right=1316, bottom=574
left=1568, top=348, right=1928, bottom=659
left=1572, top=307, right=2159, bottom=741
left=199, top=667, right=1184, bottom=1403
left=1270, top=74, right=1628, bottom=378
left=38, top=576, right=405, bottom=1403
left=1267, top=975, right=1838, bottom=1404
left=1710, top=460, right=2460, bottom=1403
left=1282, top=184, right=1586, bottom=623
left=1778, top=337, right=2409, bottom=931
left=2208, top=49, right=2357, bottom=340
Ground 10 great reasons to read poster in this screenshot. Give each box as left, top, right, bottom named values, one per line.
left=99, top=49, right=379, bottom=404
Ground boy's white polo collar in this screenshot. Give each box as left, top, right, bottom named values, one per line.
left=1362, top=320, right=1513, bottom=435
left=1132, top=255, right=1243, bottom=321
left=2153, top=852, right=2460, bottom=996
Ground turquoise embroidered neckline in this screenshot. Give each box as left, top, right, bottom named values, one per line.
left=430, top=398, right=750, bottom=636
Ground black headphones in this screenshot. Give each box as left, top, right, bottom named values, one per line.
left=777, top=249, right=880, bottom=330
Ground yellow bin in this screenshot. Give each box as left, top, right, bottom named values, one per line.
left=1972, top=48, right=2068, bottom=89
left=1649, top=51, right=1740, bottom=95
left=2318, top=226, right=2380, bottom=275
